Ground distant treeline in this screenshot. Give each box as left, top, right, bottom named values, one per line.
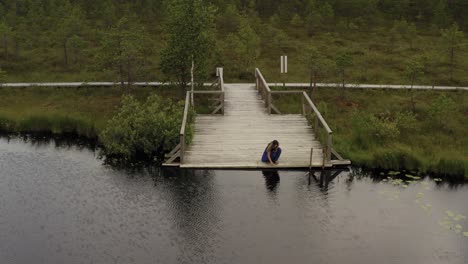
left=0, top=0, right=466, bottom=83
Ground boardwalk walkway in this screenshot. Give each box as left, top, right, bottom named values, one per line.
left=163, top=68, right=350, bottom=169
left=181, top=83, right=324, bottom=168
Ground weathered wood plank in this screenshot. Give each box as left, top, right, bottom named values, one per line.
left=182, top=83, right=329, bottom=168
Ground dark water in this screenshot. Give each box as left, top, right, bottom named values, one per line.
left=0, top=138, right=467, bottom=264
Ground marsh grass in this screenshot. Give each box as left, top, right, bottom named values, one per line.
left=271, top=86, right=467, bottom=178
left=0, top=85, right=185, bottom=137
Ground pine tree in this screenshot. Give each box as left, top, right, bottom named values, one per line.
left=160, top=0, right=217, bottom=85
left=441, top=23, right=464, bottom=82
left=0, top=21, right=12, bottom=59
left=98, top=15, right=152, bottom=86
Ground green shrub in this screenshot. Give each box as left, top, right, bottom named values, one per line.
left=99, top=94, right=193, bottom=162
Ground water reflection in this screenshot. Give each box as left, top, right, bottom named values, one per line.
left=1, top=137, right=467, bottom=264
left=158, top=169, right=222, bottom=263
left=307, top=169, right=345, bottom=191
left=262, top=170, right=280, bottom=192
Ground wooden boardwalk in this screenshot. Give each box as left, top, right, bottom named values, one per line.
left=164, top=68, right=350, bottom=169
left=181, top=83, right=325, bottom=168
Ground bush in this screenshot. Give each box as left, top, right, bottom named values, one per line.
left=99, top=94, right=193, bottom=162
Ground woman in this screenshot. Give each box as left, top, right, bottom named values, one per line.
left=261, top=140, right=282, bottom=165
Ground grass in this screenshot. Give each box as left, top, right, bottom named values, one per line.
left=0, top=86, right=185, bottom=137
left=270, top=86, right=468, bottom=179
left=3, top=28, right=468, bottom=87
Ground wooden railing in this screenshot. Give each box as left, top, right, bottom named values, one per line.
left=254, top=68, right=333, bottom=162
left=165, top=68, right=225, bottom=165
left=179, top=91, right=192, bottom=163
left=255, top=68, right=272, bottom=114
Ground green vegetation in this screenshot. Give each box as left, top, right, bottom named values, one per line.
left=160, top=0, right=217, bottom=85
left=271, top=87, right=467, bottom=179
left=0, top=86, right=185, bottom=137
left=0, top=1, right=467, bottom=173
left=100, top=94, right=194, bottom=163
left=0, top=1, right=467, bottom=85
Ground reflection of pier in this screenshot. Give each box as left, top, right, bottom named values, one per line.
left=307, top=169, right=345, bottom=189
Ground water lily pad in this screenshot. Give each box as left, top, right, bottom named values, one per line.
left=417, top=192, right=424, bottom=197
left=446, top=210, right=454, bottom=217
left=463, top=232, right=468, bottom=237
left=434, top=178, right=443, bottom=182
left=455, top=224, right=462, bottom=229
left=402, top=185, right=408, bottom=188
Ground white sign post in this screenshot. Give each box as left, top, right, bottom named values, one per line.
left=280, top=55, right=288, bottom=87
left=280, top=55, right=288, bottom=73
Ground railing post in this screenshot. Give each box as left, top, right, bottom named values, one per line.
left=301, top=95, right=305, bottom=115
left=268, top=91, right=272, bottom=114
left=314, top=115, right=319, bottom=134
left=221, top=92, right=225, bottom=115
left=180, top=134, right=185, bottom=163
left=309, top=147, right=314, bottom=170
left=327, top=133, right=332, bottom=162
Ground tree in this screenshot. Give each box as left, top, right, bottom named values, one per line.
left=54, top=3, right=85, bottom=66
left=405, top=59, right=424, bottom=112
left=290, top=14, right=303, bottom=28
left=335, top=50, right=353, bottom=92
left=432, top=0, right=451, bottom=28
left=441, top=23, right=464, bottom=82
left=428, top=94, right=456, bottom=130
left=217, top=4, right=241, bottom=33
left=98, top=16, right=152, bottom=87
left=0, top=68, right=6, bottom=83
left=302, top=45, right=329, bottom=98
left=160, top=0, right=217, bottom=85
left=0, top=21, right=12, bottom=59
left=221, top=20, right=260, bottom=77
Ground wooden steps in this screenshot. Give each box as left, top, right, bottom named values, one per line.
left=182, top=84, right=328, bottom=169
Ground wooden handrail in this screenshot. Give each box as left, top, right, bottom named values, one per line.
left=179, top=68, right=225, bottom=164
left=217, top=67, right=225, bottom=115
left=302, top=92, right=332, bottom=133
left=191, top=90, right=224, bottom=94
left=255, top=68, right=272, bottom=113
left=255, top=68, right=333, bottom=162
left=179, top=91, right=191, bottom=163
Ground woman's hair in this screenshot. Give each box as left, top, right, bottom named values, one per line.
left=271, top=140, right=279, bottom=149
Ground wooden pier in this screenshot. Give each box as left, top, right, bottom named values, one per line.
left=164, top=68, right=350, bottom=169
